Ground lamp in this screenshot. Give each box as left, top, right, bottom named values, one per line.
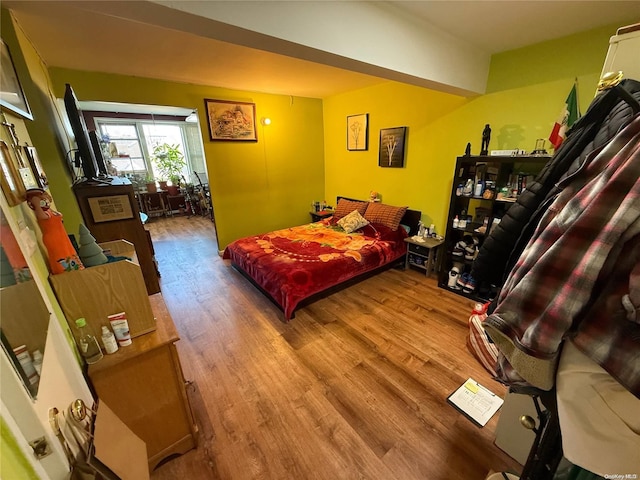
left=260, top=117, right=272, bottom=126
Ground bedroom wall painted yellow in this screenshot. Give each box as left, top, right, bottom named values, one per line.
left=323, top=24, right=616, bottom=235
left=44, top=69, right=325, bottom=249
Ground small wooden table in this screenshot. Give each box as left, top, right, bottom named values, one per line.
left=404, top=236, right=444, bottom=277
left=309, top=209, right=334, bottom=222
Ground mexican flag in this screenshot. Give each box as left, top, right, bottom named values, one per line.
left=549, top=83, right=580, bottom=149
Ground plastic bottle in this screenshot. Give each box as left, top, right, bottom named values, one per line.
left=474, top=181, right=483, bottom=197
left=31, top=349, right=43, bottom=376
left=452, top=215, right=459, bottom=229
left=101, top=326, right=119, bottom=354
left=75, top=318, right=103, bottom=364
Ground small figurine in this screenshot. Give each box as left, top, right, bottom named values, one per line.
left=480, top=124, right=491, bottom=155
left=26, top=189, right=84, bottom=274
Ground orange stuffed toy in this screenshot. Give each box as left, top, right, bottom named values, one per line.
left=26, top=189, right=84, bottom=274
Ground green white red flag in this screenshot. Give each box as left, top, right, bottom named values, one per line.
left=549, top=83, right=580, bottom=149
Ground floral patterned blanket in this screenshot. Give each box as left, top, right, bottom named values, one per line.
left=223, top=219, right=408, bottom=319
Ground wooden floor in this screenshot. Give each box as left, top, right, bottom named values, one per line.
left=146, top=215, right=520, bottom=480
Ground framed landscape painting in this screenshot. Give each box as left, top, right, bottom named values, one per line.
left=379, top=126, right=407, bottom=168
left=347, top=113, right=368, bottom=151
left=205, top=99, right=257, bottom=141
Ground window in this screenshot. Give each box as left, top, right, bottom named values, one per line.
left=98, top=123, right=147, bottom=174
left=96, top=118, right=206, bottom=185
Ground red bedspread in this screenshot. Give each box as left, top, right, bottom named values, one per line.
left=223, top=219, right=408, bottom=319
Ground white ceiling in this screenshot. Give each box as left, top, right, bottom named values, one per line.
left=5, top=1, right=639, bottom=101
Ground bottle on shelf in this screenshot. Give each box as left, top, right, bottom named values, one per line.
left=31, top=349, right=43, bottom=376
left=474, top=181, right=483, bottom=197
left=75, top=318, right=104, bottom=364
left=452, top=215, right=459, bottom=229
left=101, top=325, right=119, bottom=354
left=12, top=345, right=39, bottom=386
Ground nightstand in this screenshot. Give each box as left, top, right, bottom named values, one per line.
left=404, top=236, right=444, bottom=277
left=310, top=209, right=334, bottom=222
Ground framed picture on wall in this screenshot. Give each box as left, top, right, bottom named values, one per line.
left=347, top=113, right=368, bottom=151
left=23, top=145, right=48, bottom=189
left=0, top=40, right=33, bottom=120
left=204, top=99, right=257, bottom=141
left=0, top=140, right=26, bottom=206
left=379, top=126, right=407, bottom=168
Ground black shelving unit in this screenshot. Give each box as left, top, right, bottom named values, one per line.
left=438, top=154, right=551, bottom=300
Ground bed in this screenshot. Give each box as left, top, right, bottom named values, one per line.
left=223, top=197, right=421, bottom=320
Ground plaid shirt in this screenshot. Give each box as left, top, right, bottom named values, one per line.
left=484, top=115, right=640, bottom=398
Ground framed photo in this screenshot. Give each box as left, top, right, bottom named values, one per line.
left=0, top=40, right=33, bottom=120
left=0, top=140, right=26, bottom=206
left=204, top=99, right=257, bottom=141
left=347, top=113, right=368, bottom=151
left=87, top=195, right=134, bottom=223
left=379, top=126, right=407, bottom=168
left=23, top=145, right=48, bottom=189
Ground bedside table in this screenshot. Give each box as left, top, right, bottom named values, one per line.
left=404, top=236, right=444, bottom=277
left=310, top=210, right=334, bottom=222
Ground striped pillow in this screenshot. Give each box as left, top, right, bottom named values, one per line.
left=363, top=202, right=407, bottom=231
left=333, top=199, right=368, bottom=220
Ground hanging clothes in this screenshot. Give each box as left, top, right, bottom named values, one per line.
left=483, top=113, right=640, bottom=395
left=471, top=79, right=640, bottom=289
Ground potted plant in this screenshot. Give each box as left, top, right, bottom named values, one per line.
left=144, top=172, right=157, bottom=193
left=151, top=143, right=186, bottom=195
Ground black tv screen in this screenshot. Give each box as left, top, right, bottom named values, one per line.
left=64, top=83, right=98, bottom=180
left=89, top=130, right=108, bottom=176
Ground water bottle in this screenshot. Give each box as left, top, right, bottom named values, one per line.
left=75, top=318, right=103, bottom=364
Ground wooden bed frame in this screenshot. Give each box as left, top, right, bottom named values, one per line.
left=231, top=196, right=422, bottom=319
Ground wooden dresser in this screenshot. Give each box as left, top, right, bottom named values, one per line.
left=87, top=294, right=198, bottom=471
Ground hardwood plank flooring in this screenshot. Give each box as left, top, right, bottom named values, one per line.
left=146, top=215, right=520, bottom=480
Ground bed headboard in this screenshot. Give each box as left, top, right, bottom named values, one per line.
left=336, top=196, right=422, bottom=235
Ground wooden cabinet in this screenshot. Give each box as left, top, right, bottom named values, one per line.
left=73, top=178, right=160, bottom=295
left=438, top=155, right=550, bottom=300
left=88, top=294, right=198, bottom=471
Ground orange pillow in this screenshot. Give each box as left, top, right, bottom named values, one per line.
left=333, top=199, right=368, bottom=220
left=363, top=202, right=408, bottom=230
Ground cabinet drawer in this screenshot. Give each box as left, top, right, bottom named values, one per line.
left=409, top=243, right=432, bottom=256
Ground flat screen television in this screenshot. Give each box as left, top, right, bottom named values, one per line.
left=88, top=130, right=108, bottom=176
left=63, top=84, right=107, bottom=180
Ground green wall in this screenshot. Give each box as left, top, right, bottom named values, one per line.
left=1, top=417, right=40, bottom=480
left=2, top=9, right=84, bottom=236
left=323, top=24, right=618, bottom=235
left=6, top=7, right=623, bottom=247
left=323, top=82, right=468, bottom=230
left=45, top=69, right=325, bottom=249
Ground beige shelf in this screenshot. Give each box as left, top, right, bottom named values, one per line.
left=49, top=240, right=156, bottom=342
